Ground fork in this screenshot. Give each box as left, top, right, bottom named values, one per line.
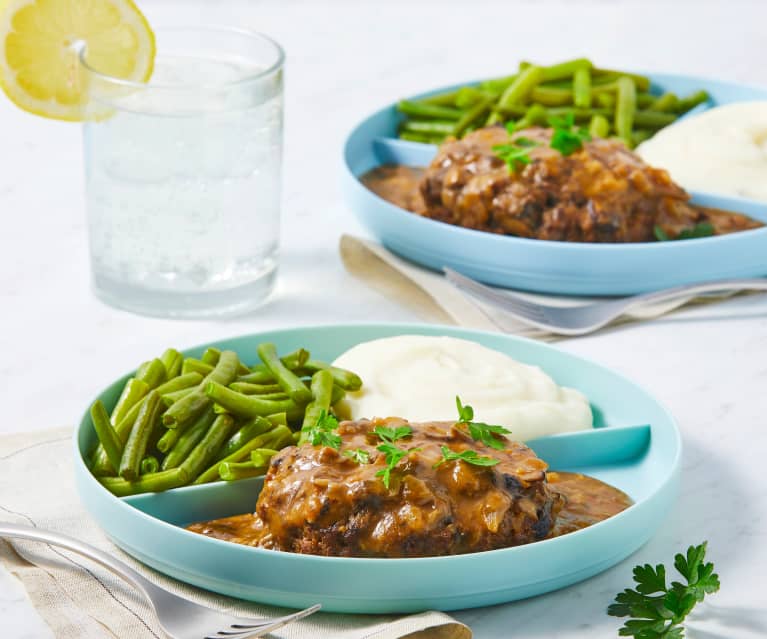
left=0, top=522, right=321, bottom=639
left=444, top=267, right=767, bottom=336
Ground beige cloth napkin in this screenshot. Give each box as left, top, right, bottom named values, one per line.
left=339, top=234, right=739, bottom=339
left=0, top=428, right=470, bottom=639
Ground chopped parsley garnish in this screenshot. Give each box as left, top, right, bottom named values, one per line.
left=492, top=140, right=535, bottom=173
left=305, top=410, right=341, bottom=450
left=343, top=448, right=370, bottom=464
left=455, top=396, right=511, bottom=450
left=654, top=223, right=715, bottom=242
left=433, top=445, right=499, bottom=468
left=608, top=541, right=720, bottom=638
left=375, top=442, right=421, bottom=489
left=548, top=112, right=591, bottom=156
left=373, top=424, right=413, bottom=444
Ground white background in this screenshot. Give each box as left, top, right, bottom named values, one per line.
left=1, top=1, right=766, bottom=637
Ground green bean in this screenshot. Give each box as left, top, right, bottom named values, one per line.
left=159, top=406, right=215, bottom=462
left=401, top=120, right=456, bottom=135
left=417, top=89, right=460, bottom=106
left=298, top=360, right=362, bottom=392
left=205, top=382, right=306, bottom=421
left=636, top=93, right=655, bottom=108
left=592, top=69, right=651, bottom=92
left=677, top=90, right=710, bottom=113
left=512, top=104, right=547, bottom=130
left=479, top=74, right=518, bottom=94
left=398, top=132, right=444, bottom=144
left=291, top=431, right=301, bottom=444
left=160, top=348, right=183, bottom=379
left=257, top=343, right=312, bottom=403
left=596, top=92, right=616, bottom=109
left=454, top=86, right=489, bottom=108
left=154, top=372, right=203, bottom=396
left=633, top=110, right=677, bottom=129
left=193, top=425, right=291, bottom=484
left=179, top=414, right=236, bottom=479
left=239, top=349, right=309, bottom=384
left=201, top=347, right=249, bottom=374
left=589, top=114, right=610, bottom=138
left=161, top=387, right=196, bottom=407
left=163, top=351, right=240, bottom=429
left=530, top=86, right=572, bottom=106
left=99, top=468, right=189, bottom=497
left=182, top=358, right=214, bottom=377
left=90, top=400, right=124, bottom=474
left=650, top=92, right=679, bottom=112
left=300, top=370, right=334, bottom=443
left=631, top=129, right=654, bottom=147
left=397, top=100, right=463, bottom=120
left=453, top=94, right=494, bottom=137
left=109, top=378, right=149, bottom=427
left=201, top=347, right=221, bottom=366
left=540, top=58, right=592, bottom=82
left=267, top=412, right=288, bottom=427
left=498, top=65, right=544, bottom=108
left=250, top=448, right=280, bottom=467
left=614, top=76, right=636, bottom=144
left=119, top=390, right=161, bottom=481
left=218, top=461, right=267, bottom=481
left=573, top=68, right=591, bottom=108
left=136, top=358, right=166, bottom=389
left=140, top=456, right=160, bottom=475
left=218, top=416, right=275, bottom=460
left=229, top=382, right=282, bottom=395
left=485, top=110, right=503, bottom=126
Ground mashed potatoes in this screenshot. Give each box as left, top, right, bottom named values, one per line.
left=637, top=101, right=767, bottom=201
left=333, top=335, right=592, bottom=442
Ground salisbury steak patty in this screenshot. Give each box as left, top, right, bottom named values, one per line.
left=420, top=126, right=707, bottom=242
left=250, top=417, right=562, bottom=558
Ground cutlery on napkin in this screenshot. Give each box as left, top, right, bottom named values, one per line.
left=339, top=234, right=755, bottom=339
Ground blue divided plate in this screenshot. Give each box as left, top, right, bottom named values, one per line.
left=75, top=323, right=680, bottom=613
left=342, top=74, right=767, bottom=295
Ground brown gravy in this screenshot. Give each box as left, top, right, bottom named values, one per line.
left=188, top=470, right=632, bottom=550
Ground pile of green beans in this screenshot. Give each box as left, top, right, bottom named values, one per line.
left=397, top=58, right=710, bottom=148
left=88, top=344, right=362, bottom=497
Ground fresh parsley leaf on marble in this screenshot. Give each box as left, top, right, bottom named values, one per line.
left=608, top=541, right=720, bottom=638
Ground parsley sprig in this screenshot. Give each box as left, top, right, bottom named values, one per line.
left=373, top=424, right=413, bottom=443
left=492, top=127, right=538, bottom=173
left=343, top=448, right=370, bottom=464
left=305, top=410, right=341, bottom=450
left=608, top=542, right=720, bottom=638
left=371, top=424, right=419, bottom=488
left=493, top=111, right=592, bottom=172
left=375, top=442, right=421, bottom=488
left=433, top=445, right=499, bottom=468
left=455, top=396, right=511, bottom=450
left=653, top=223, right=715, bottom=242
left=548, top=112, right=591, bottom=156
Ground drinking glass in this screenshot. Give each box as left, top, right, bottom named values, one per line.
left=80, top=27, right=284, bottom=318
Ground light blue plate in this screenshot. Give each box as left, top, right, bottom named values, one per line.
left=75, top=324, right=680, bottom=613
left=342, top=74, right=767, bottom=295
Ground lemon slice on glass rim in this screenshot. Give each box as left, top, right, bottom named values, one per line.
left=0, top=0, right=155, bottom=121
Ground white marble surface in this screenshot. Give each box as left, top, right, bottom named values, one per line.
left=1, top=0, right=767, bottom=636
